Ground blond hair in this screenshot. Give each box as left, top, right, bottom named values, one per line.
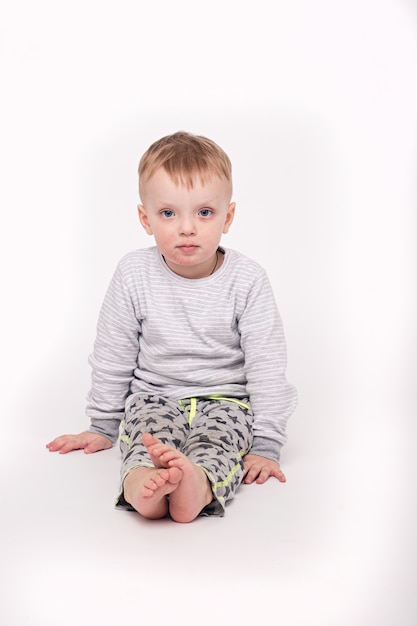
left=138, top=131, right=232, bottom=198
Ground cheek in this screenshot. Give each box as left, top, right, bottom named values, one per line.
left=152, top=224, right=174, bottom=248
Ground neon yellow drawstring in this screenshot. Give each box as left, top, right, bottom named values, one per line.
left=179, top=396, right=250, bottom=426
left=178, top=397, right=198, bottom=425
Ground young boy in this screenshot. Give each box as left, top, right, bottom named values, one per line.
left=47, top=131, right=297, bottom=523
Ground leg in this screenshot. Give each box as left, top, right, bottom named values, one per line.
left=183, top=398, right=254, bottom=515
left=116, top=396, right=189, bottom=513
left=143, top=433, right=213, bottom=523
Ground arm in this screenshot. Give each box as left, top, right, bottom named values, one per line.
left=239, top=269, right=297, bottom=478
left=86, top=261, right=141, bottom=429
left=47, top=258, right=142, bottom=453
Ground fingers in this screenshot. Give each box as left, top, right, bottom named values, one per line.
left=271, top=468, right=285, bottom=483
left=46, top=435, right=79, bottom=454
left=84, top=435, right=112, bottom=454
left=243, top=463, right=263, bottom=484
left=243, top=457, right=286, bottom=485
left=58, top=440, right=79, bottom=454
left=46, top=432, right=112, bottom=454
left=244, top=466, right=285, bottom=484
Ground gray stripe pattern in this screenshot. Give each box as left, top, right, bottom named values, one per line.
left=87, top=246, right=297, bottom=462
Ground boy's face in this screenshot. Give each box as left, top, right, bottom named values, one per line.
left=138, top=167, right=235, bottom=279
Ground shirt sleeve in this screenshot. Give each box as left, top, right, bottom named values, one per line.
left=86, top=262, right=141, bottom=441
left=238, top=269, right=297, bottom=462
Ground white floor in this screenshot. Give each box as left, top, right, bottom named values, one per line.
left=1, top=392, right=415, bottom=626
left=1, top=3, right=416, bottom=623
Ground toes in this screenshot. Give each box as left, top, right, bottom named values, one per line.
left=142, top=433, right=161, bottom=447
left=148, top=469, right=169, bottom=488
left=168, top=467, right=182, bottom=483
left=147, top=443, right=164, bottom=457
left=159, top=449, right=179, bottom=463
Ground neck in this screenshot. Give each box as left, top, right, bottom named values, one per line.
left=209, top=250, right=219, bottom=276
left=162, top=249, right=223, bottom=279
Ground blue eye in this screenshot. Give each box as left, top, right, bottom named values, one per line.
left=199, top=208, right=212, bottom=217
left=161, top=210, right=175, bottom=218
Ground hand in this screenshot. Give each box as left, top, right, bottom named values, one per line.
left=243, top=454, right=286, bottom=485
left=46, top=431, right=112, bottom=455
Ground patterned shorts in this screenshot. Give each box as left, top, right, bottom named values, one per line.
left=116, top=394, right=254, bottom=516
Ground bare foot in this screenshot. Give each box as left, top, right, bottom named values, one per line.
left=142, top=433, right=213, bottom=523
left=123, top=465, right=182, bottom=519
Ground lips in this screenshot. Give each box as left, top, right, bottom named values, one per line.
left=178, top=245, right=198, bottom=252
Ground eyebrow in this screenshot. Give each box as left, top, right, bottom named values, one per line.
left=154, top=197, right=219, bottom=208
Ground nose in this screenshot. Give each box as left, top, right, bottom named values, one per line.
left=179, top=215, right=196, bottom=236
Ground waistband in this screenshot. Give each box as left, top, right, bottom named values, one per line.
left=178, top=396, right=250, bottom=426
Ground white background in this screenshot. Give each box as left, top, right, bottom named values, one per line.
left=1, top=1, right=416, bottom=624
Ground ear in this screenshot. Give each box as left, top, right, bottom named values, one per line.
left=137, top=204, right=153, bottom=235
left=222, top=202, right=236, bottom=234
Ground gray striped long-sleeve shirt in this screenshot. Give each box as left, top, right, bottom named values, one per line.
left=87, top=246, right=297, bottom=462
